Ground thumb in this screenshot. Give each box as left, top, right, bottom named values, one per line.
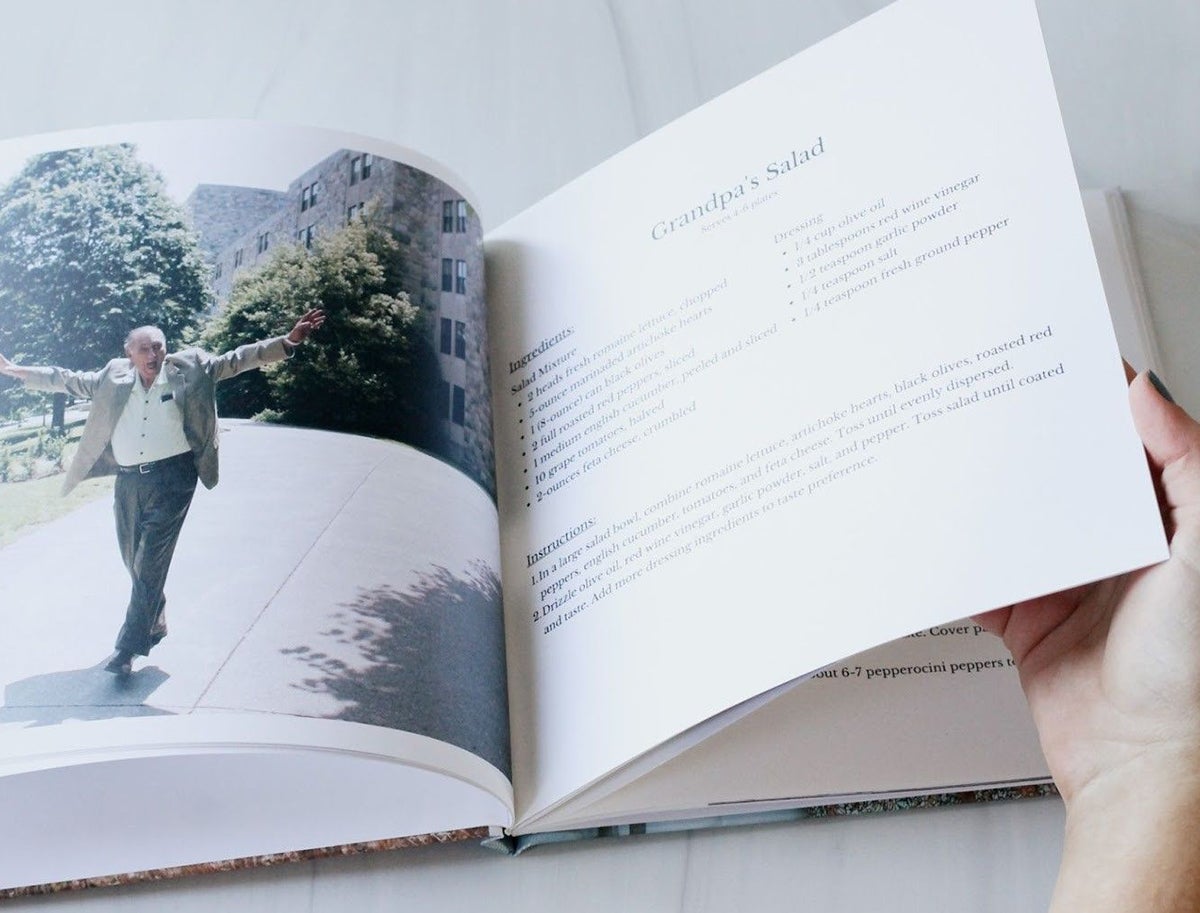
left=1129, top=371, right=1200, bottom=532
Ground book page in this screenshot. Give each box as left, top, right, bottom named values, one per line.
left=0, top=121, right=512, bottom=888
left=0, top=718, right=511, bottom=892
left=520, top=192, right=1153, bottom=832
left=543, top=620, right=1050, bottom=829
left=488, top=0, right=1166, bottom=823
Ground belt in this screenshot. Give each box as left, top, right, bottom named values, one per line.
left=117, top=452, right=193, bottom=475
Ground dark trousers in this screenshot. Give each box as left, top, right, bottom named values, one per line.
left=113, top=454, right=198, bottom=656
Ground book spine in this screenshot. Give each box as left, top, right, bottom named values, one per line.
left=510, top=785, right=1058, bottom=854
left=0, top=827, right=494, bottom=899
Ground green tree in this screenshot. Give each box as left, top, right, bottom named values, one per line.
left=0, top=144, right=210, bottom=428
left=203, top=220, right=443, bottom=450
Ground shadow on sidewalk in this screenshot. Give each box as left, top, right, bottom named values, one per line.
left=282, top=562, right=510, bottom=777
left=1, top=663, right=174, bottom=727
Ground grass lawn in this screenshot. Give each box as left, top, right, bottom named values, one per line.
left=0, top=475, right=114, bottom=548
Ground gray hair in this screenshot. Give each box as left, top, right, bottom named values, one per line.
left=124, top=326, right=166, bottom=352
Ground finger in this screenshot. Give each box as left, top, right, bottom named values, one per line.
left=1129, top=371, right=1200, bottom=513
left=972, top=606, right=1012, bottom=637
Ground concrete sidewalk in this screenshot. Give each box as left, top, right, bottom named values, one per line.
left=0, top=421, right=510, bottom=774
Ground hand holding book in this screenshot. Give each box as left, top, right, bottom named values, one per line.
left=979, top=371, right=1200, bottom=911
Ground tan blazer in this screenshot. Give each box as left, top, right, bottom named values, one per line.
left=24, top=336, right=293, bottom=494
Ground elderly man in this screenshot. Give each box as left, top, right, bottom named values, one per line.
left=0, top=309, right=325, bottom=675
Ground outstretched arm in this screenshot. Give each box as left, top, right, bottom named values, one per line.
left=208, top=309, right=326, bottom=381
left=0, top=353, right=32, bottom=382
left=0, top=352, right=101, bottom=398
left=977, top=371, right=1200, bottom=912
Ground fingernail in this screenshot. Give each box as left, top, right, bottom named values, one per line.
left=1148, top=370, right=1175, bottom=404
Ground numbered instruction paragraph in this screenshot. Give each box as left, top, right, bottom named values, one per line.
left=518, top=319, right=1068, bottom=636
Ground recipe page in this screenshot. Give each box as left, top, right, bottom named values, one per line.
left=486, top=0, right=1166, bottom=824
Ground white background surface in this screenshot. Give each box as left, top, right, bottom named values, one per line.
left=1, top=1, right=1196, bottom=909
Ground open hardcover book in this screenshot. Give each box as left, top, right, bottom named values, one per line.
left=0, top=0, right=1169, bottom=895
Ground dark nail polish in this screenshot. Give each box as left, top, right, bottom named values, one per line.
left=1148, top=370, right=1175, bottom=404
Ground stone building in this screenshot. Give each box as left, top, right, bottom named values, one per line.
left=184, top=151, right=493, bottom=494
left=183, top=185, right=289, bottom=272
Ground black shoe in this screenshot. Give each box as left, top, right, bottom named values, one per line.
left=104, top=650, right=134, bottom=676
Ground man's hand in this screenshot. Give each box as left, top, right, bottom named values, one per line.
left=977, top=371, right=1200, bottom=911
left=0, top=353, right=29, bottom=381
left=285, top=309, right=326, bottom=346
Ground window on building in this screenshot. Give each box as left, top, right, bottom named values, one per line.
left=346, top=202, right=364, bottom=224
left=233, top=249, right=243, bottom=268
left=297, top=225, right=315, bottom=249
left=451, top=385, right=466, bottom=426
left=443, top=199, right=468, bottom=233
left=214, top=263, right=222, bottom=280
left=256, top=232, right=269, bottom=255
left=438, top=381, right=450, bottom=420
left=439, top=317, right=453, bottom=355
left=454, top=320, right=466, bottom=359
left=301, top=181, right=320, bottom=210
left=455, top=259, right=467, bottom=294
left=302, top=181, right=321, bottom=211
left=441, top=258, right=453, bottom=292
left=351, top=154, right=373, bottom=185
